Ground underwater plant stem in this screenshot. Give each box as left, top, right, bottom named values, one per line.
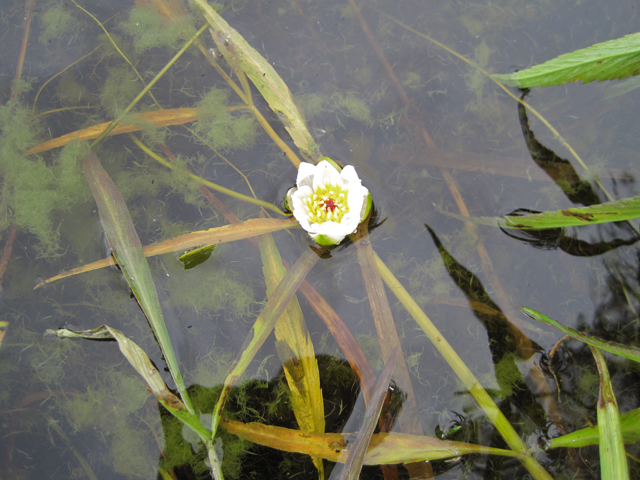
left=12, top=0, right=35, bottom=99
left=33, top=46, right=101, bottom=112
left=90, top=23, right=209, bottom=149
left=207, top=48, right=303, bottom=167
left=70, top=0, right=161, bottom=108
left=0, top=224, right=18, bottom=293
left=374, top=252, right=553, bottom=480
left=128, top=134, right=289, bottom=216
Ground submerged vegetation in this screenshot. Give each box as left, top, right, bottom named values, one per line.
left=1, top=0, right=640, bottom=479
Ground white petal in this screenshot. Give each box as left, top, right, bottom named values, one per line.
left=312, top=160, right=342, bottom=191
left=291, top=186, right=314, bottom=230
left=340, top=165, right=362, bottom=188
left=346, top=184, right=368, bottom=221
left=310, top=220, right=350, bottom=245
left=296, top=162, right=316, bottom=189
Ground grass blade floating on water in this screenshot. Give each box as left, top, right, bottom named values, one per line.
left=493, top=33, right=640, bottom=88
left=82, top=152, right=193, bottom=413
left=520, top=307, right=640, bottom=364
left=547, top=407, right=640, bottom=448
left=35, top=217, right=298, bottom=288
left=221, top=410, right=523, bottom=464
left=589, top=346, right=629, bottom=480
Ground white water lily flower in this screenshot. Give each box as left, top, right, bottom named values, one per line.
left=288, top=159, right=371, bottom=246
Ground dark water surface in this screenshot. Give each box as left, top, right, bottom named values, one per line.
left=1, top=0, right=640, bottom=479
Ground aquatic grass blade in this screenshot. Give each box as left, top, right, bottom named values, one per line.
left=493, top=32, right=640, bottom=88
left=35, top=217, right=298, bottom=288
left=82, top=152, right=193, bottom=413
left=192, top=0, right=318, bottom=163
left=373, top=252, right=552, bottom=480
left=590, top=346, right=629, bottom=480
left=338, top=348, right=397, bottom=480
left=547, top=407, right=640, bottom=448
left=437, top=196, right=640, bottom=229
left=27, top=108, right=200, bottom=155
left=209, top=245, right=325, bottom=441
left=259, top=233, right=325, bottom=477
left=520, top=307, right=640, bottom=363
left=221, top=417, right=522, bottom=464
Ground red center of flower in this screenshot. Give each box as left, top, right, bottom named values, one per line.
left=322, top=198, right=338, bottom=212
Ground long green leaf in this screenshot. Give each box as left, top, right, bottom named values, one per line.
left=493, top=32, right=640, bottom=88
left=590, top=346, right=629, bottom=480
left=192, top=0, right=318, bottom=162
left=82, top=152, right=193, bottom=413
left=374, top=252, right=552, bottom=480
left=520, top=307, right=640, bottom=364
left=438, top=195, right=640, bottom=229
left=547, top=407, right=640, bottom=448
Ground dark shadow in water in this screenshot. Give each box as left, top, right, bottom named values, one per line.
left=425, top=225, right=550, bottom=479
left=517, top=89, right=601, bottom=208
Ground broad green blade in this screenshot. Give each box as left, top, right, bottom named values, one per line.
left=210, top=245, right=325, bottom=440
left=259, top=233, right=325, bottom=477
left=493, top=32, right=640, bottom=88
left=547, top=407, right=640, bottom=448
left=438, top=196, right=640, bottom=229
left=520, top=307, right=640, bottom=364
left=590, top=346, right=629, bottom=480
left=82, top=152, right=193, bottom=413
left=221, top=417, right=522, bottom=463
left=340, top=348, right=397, bottom=480
left=36, top=217, right=298, bottom=288
left=192, top=0, right=319, bottom=162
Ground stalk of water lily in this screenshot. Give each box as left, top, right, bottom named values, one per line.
left=590, top=346, right=629, bottom=480
left=373, top=252, right=552, bottom=480
left=260, top=232, right=325, bottom=478
left=129, top=133, right=289, bottom=216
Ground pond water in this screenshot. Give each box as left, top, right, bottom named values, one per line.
left=1, top=0, right=640, bottom=479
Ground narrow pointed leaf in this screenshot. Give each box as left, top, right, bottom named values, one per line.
left=520, top=307, right=640, bottom=363
left=260, top=233, right=325, bottom=476
left=493, top=33, right=640, bottom=88
left=590, top=346, right=629, bottom=480
left=193, top=0, right=318, bottom=161
left=27, top=108, right=199, bottom=155
left=220, top=418, right=522, bottom=464
left=210, top=245, right=325, bottom=439
left=438, top=195, right=640, bottom=229
left=340, top=348, right=397, bottom=480
left=82, top=152, right=192, bottom=412
left=547, top=407, right=640, bottom=448
left=35, top=218, right=298, bottom=288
